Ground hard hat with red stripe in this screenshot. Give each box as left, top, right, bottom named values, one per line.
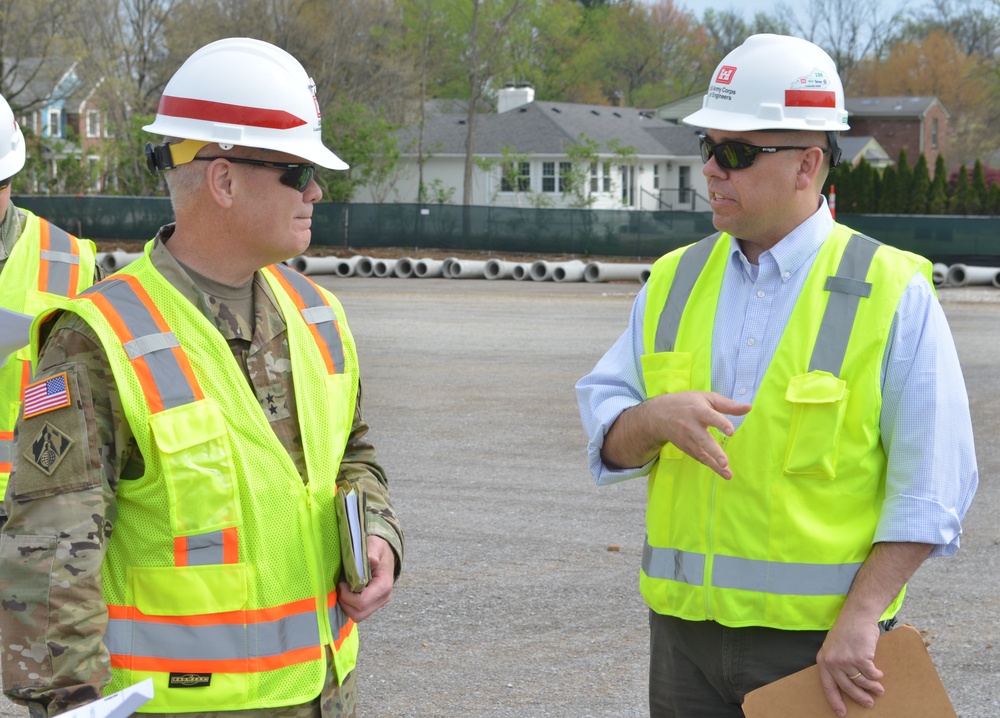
left=143, top=37, right=347, bottom=170
left=683, top=34, right=849, bottom=134
left=0, top=92, right=26, bottom=179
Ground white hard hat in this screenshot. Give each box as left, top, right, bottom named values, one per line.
left=683, top=34, right=849, bottom=133
left=0, top=93, right=26, bottom=179
left=143, top=37, right=347, bottom=170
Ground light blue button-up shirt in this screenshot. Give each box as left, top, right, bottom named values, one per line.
left=575, top=201, right=978, bottom=556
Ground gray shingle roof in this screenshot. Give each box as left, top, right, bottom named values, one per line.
left=845, top=96, right=946, bottom=118
left=402, top=100, right=698, bottom=158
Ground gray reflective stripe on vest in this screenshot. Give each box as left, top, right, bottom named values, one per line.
left=104, top=611, right=321, bottom=660
left=809, top=233, right=879, bottom=376
left=642, top=539, right=862, bottom=596
left=40, top=222, right=77, bottom=296
left=641, top=541, right=705, bottom=585
left=654, top=234, right=720, bottom=353
left=184, top=530, right=226, bottom=566
left=273, top=263, right=345, bottom=374
left=0, top=437, right=11, bottom=464
left=87, top=279, right=197, bottom=410
left=328, top=602, right=350, bottom=635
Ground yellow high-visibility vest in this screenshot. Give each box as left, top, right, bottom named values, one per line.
left=33, top=243, right=360, bottom=712
left=0, top=210, right=97, bottom=495
left=638, top=225, right=931, bottom=630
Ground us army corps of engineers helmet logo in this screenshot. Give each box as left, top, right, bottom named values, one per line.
left=25, top=421, right=74, bottom=475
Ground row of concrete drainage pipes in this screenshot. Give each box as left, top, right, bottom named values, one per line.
left=95, top=252, right=1000, bottom=288
left=97, top=250, right=653, bottom=284
left=933, top=263, right=1000, bottom=288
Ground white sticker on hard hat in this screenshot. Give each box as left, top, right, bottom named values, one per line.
left=790, top=69, right=830, bottom=90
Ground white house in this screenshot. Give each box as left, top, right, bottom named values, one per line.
left=355, top=84, right=710, bottom=211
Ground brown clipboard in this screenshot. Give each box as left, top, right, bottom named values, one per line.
left=742, top=624, right=957, bottom=717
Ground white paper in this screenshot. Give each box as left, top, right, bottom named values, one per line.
left=54, top=678, right=154, bottom=718
left=345, top=490, right=365, bottom=577
left=0, top=307, right=33, bottom=369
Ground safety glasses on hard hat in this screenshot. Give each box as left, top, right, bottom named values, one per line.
left=699, top=135, right=828, bottom=170
left=190, top=156, right=316, bottom=192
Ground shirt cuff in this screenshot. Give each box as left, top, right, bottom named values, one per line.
left=874, top=494, right=964, bottom=557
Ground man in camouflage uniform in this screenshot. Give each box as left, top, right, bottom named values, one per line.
left=0, top=39, right=403, bottom=718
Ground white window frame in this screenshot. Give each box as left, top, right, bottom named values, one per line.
left=86, top=109, right=101, bottom=138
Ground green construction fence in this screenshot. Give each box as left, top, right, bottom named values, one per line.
left=14, top=195, right=1000, bottom=264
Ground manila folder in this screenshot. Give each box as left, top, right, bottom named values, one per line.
left=742, top=624, right=957, bottom=718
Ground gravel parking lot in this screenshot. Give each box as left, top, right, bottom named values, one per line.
left=2, top=278, right=997, bottom=717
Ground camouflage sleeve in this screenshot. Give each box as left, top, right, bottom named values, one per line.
left=338, top=382, right=404, bottom=578
left=0, top=312, right=134, bottom=717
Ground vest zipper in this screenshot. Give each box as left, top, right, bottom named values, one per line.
left=703, top=433, right=730, bottom=620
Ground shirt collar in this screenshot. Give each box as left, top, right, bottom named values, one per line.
left=729, top=196, right=834, bottom=282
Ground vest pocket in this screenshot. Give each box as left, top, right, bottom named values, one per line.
left=132, top=563, right=249, bottom=615
left=783, top=371, right=849, bottom=480
left=149, top=398, right=241, bottom=535
left=641, top=351, right=693, bottom=461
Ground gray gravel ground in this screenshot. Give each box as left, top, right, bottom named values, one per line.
left=2, top=279, right=997, bottom=717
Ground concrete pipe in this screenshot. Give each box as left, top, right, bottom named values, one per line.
left=355, top=256, right=376, bottom=278
left=413, top=258, right=445, bottom=278
left=484, top=258, right=517, bottom=280
left=552, top=260, right=587, bottom=283
left=335, top=256, right=366, bottom=278
left=447, top=259, right=488, bottom=279
left=946, top=264, right=1000, bottom=287
left=529, top=260, right=555, bottom=281
left=512, top=263, right=531, bottom=281
left=993, top=271, right=1000, bottom=288
left=394, top=257, right=416, bottom=278
left=640, top=268, right=651, bottom=284
left=101, top=250, right=143, bottom=272
left=287, top=256, right=341, bottom=275
left=932, top=262, right=948, bottom=287
left=372, top=258, right=397, bottom=278
left=583, top=262, right=651, bottom=283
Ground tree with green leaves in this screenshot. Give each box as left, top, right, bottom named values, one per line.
left=971, top=159, right=988, bottom=215
left=910, top=154, right=931, bottom=214
left=949, top=164, right=971, bottom=214
left=851, top=159, right=875, bottom=213
left=894, top=148, right=913, bottom=213
left=321, top=102, right=404, bottom=203
left=928, top=156, right=950, bottom=214
left=878, top=165, right=899, bottom=213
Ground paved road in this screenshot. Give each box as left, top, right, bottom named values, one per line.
left=2, top=279, right=997, bottom=717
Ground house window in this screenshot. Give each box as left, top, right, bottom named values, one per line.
left=932, top=118, right=939, bottom=150
left=559, top=162, right=571, bottom=192
left=86, top=110, right=100, bottom=138
left=653, top=164, right=660, bottom=190
left=48, top=109, right=61, bottom=138
left=500, top=161, right=531, bottom=192
left=88, top=156, right=101, bottom=191
left=589, top=162, right=612, bottom=193
left=678, top=165, right=691, bottom=204
left=542, top=162, right=555, bottom=192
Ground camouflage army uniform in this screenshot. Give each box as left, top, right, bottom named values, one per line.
left=0, top=227, right=403, bottom=718
left=0, top=203, right=104, bottom=530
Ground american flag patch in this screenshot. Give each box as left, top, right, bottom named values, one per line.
left=23, top=372, right=72, bottom=418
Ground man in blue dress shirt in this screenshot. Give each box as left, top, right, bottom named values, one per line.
left=576, top=34, right=978, bottom=718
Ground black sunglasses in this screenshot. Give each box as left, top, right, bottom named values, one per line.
left=0, top=176, right=12, bottom=191
left=699, top=135, right=828, bottom=170
left=191, top=156, right=316, bottom=192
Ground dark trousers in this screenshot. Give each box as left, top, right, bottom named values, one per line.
left=648, top=611, right=828, bottom=717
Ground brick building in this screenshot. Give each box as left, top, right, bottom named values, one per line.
left=843, top=97, right=949, bottom=177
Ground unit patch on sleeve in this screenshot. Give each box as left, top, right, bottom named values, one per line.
left=25, top=421, right=75, bottom=476
left=23, top=372, right=72, bottom=418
